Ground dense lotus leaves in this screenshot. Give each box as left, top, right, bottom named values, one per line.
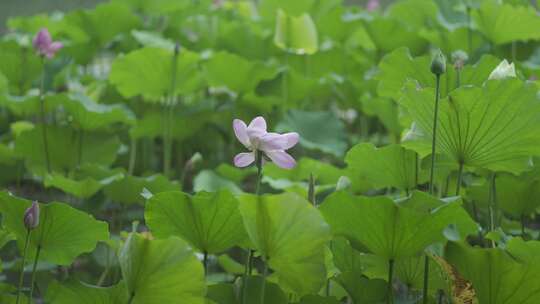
left=376, top=48, right=500, bottom=100
left=193, top=170, right=243, bottom=194
left=46, top=280, right=127, bottom=304
left=335, top=273, right=387, bottom=304
left=0, top=40, right=41, bottom=94
left=258, top=0, right=318, bottom=21
left=274, top=9, right=318, bottom=55
left=0, top=191, right=109, bottom=265
left=15, top=126, right=120, bottom=175
left=44, top=165, right=125, bottom=199
left=109, top=47, right=204, bottom=101
left=361, top=97, right=401, bottom=135
left=400, top=78, right=540, bottom=174
left=0, top=228, right=14, bottom=250
left=119, top=233, right=205, bottom=304
left=320, top=191, right=469, bottom=260
left=278, top=110, right=348, bottom=157
left=467, top=171, right=540, bottom=219
left=238, top=193, right=331, bottom=295
left=345, top=143, right=419, bottom=191
left=263, top=157, right=344, bottom=185
left=131, top=30, right=176, bottom=51
left=215, top=163, right=255, bottom=184
left=446, top=239, right=540, bottom=304
left=103, top=174, right=179, bottom=205
left=204, top=51, right=278, bottom=93
left=386, top=0, right=439, bottom=30
left=47, top=93, right=135, bottom=130
left=295, top=295, right=341, bottom=304
left=362, top=17, right=428, bottom=55
left=473, top=1, right=540, bottom=45
left=145, top=190, right=247, bottom=253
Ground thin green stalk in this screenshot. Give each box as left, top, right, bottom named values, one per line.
left=28, top=245, right=41, bottom=304
left=456, top=162, right=464, bottom=196
left=163, top=47, right=179, bottom=176
left=387, top=259, right=394, bottom=304
left=282, top=53, right=289, bottom=108
left=488, top=173, right=497, bottom=247
left=456, top=68, right=461, bottom=89
left=39, top=59, right=51, bottom=174
left=259, top=260, right=269, bottom=304
left=466, top=6, right=472, bottom=55
left=127, top=292, right=135, bottom=304
left=77, top=129, right=84, bottom=168
left=521, top=214, right=526, bottom=237
left=203, top=251, right=209, bottom=277
left=128, top=137, right=137, bottom=175
left=16, top=230, right=31, bottom=304
left=422, top=255, right=429, bottom=304
left=429, top=74, right=441, bottom=195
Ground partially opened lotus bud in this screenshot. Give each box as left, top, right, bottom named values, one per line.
left=488, top=59, right=516, bottom=80
left=431, top=50, right=446, bottom=75
left=24, top=201, right=40, bottom=230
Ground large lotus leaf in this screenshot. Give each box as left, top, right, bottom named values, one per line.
left=0, top=40, right=41, bottom=95
left=277, top=110, right=348, bottom=157
left=103, top=174, right=179, bottom=205
left=474, top=1, right=540, bottom=45
left=238, top=193, right=331, bottom=295
left=345, top=143, right=419, bottom=191
left=263, top=157, right=344, bottom=185
left=446, top=239, right=540, bottom=304
left=467, top=171, right=540, bottom=218
left=15, top=126, right=120, bottom=175
left=0, top=191, right=109, bottom=265
left=400, top=78, right=540, bottom=174
left=295, top=295, right=341, bottom=304
left=118, top=233, right=205, bottom=304
left=274, top=9, right=318, bottom=55
left=335, top=273, right=387, bottom=304
left=363, top=17, right=428, bottom=55
left=131, top=30, right=175, bottom=51
left=145, top=190, right=248, bottom=254
left=192, top=170, right=243, bottom=194
left=204, top=51, right=278, bottom=93
left=320, top=191, right=466, bottom=260
left=206, top=278, right=288, bottom=304
left=376, top=47, right=500, bottom=100
left=361, top=97, right=401, bottom=135
left=48, top=93, right=135, bottom=130
left=109, top=47, right=204, bottom=101
left=46, top=280, right=127, bottom=304
left=386, top=0, right=439, bottom=30
left=44, top=165, right=125, bottom=199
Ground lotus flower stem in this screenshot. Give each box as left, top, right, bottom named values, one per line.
left=203, top=251, right=209, bottom=277
left=387, top=259, right=394, bottom=304
left=429, top=74, right=441, bottom=195
left=259, top=260, right=269, bottom=304
left=127, top=292, right=135, bottom=304
left=77, top=129, right=84, bottom=167
left=455, top=162, right=464, bottom=196
left=488, top=172, right=497, bottom=247
left=15, top=230, right=31, bottom=304
left=163, top=45, right=179, bottom=176
left=39, top=59, right=51, bottom=174
left=28, top=245, right=41, bottom=304
left=422, top=255, right=429, bottom=304
left=466, top=6, right=472, bottom=55
left=128, top=137, right=137, bottom=175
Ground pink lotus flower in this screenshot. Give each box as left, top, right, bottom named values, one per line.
left=233, top=116, right=299, bottom=169
left=24, top=201, right=40, bottom=230
left=33, top=28, right=63, bottom=59
left=366, top=0, right=380, bottom=11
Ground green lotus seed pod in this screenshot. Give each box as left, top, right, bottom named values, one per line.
left=431, top=50, right=446, bottom=75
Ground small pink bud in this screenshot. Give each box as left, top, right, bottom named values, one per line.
left=33, top=28, right=63, bottom=59
left=24, top=201, right=40, bottom=230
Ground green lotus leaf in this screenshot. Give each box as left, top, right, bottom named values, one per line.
left=103, top=174, right=179, bottom=205
left=145, top=190, right=248, bottom=254
left=400, top=78, right=540, bottom=174
left=206, top=278, right=288, bottom=304
left=118, top=233, right=205, bottom=304
left=0, top=191, right=109, bottom=265
left=274, top=9, right=318, bottom=55
left=45, top=280, right=127, bottom=304
left=238, top=193, right=331, bottom=295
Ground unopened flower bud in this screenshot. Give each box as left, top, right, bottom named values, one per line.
left=488, top=59, right=516, bottom=80
left=451, top=50, right=468, bottom=70
left=430, top=50, right=446, bottom=75
left=24, top=201, right=40, bottom=230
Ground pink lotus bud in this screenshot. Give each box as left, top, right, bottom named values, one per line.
left=24, top=201, right=40, bottom=230
left=33, top=28, right=63, bottom=59
left=366, top=0, right=380, bottom=11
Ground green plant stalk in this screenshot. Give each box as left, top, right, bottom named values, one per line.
left=242, top=151, right=264, bottom=304
left=488, top=172, right=497, bottom=247
left=422, top=255, right=429, bottom=304
left=203, top=251, right=209, bottom=277
left=39, top=59, right=51, bottom=174
left=163, top=49, right=179, bottom=176
left=127, top=292, right=135, bottom=304
left=16, top=230, right=31, bottom=304
left=387, top=259, right=394, bottom=304
left=128, top=137, right=137, bottom=175
left=456, top=162, right=464, bottom=196
left=28, top=245, right=41, bottom=304
left=466, top=6, right=472, bottom=55
left=259, top=260, right=269, bottom=304
left=77, top=129, right=84, bottom=168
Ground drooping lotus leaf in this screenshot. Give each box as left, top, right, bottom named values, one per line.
left=400, top=78, right=540, bottom=174
left=277, top=110, right=348, bottom=157
left=474, top=1, right=540, bottom=45
left=109, top=47, right=204, bottom=101
left=103, top=174, right=179, bottom=205
left=274, top=9, right=318, bottom=55
left=0, top=40, right=41, bottom=94
left=45, top=280, right=127, bottom=304
left=0, top=191, right=109, bottom=265
left=204, top=51, right=278, bottom=93
left=345, top=143, right=420, bottom=192
left=467, top=170, right=540, bottom=219
left=145, top=190, right=248, bottom=254
left=118, top=233, right=205, bottom=304
left=446, top=239, right=540, bottom=304
left=320, top=191, right=468, bottom=260
left=238, top=193, right=331, bottom=295
left=15, top=126, right=120, bottom=176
